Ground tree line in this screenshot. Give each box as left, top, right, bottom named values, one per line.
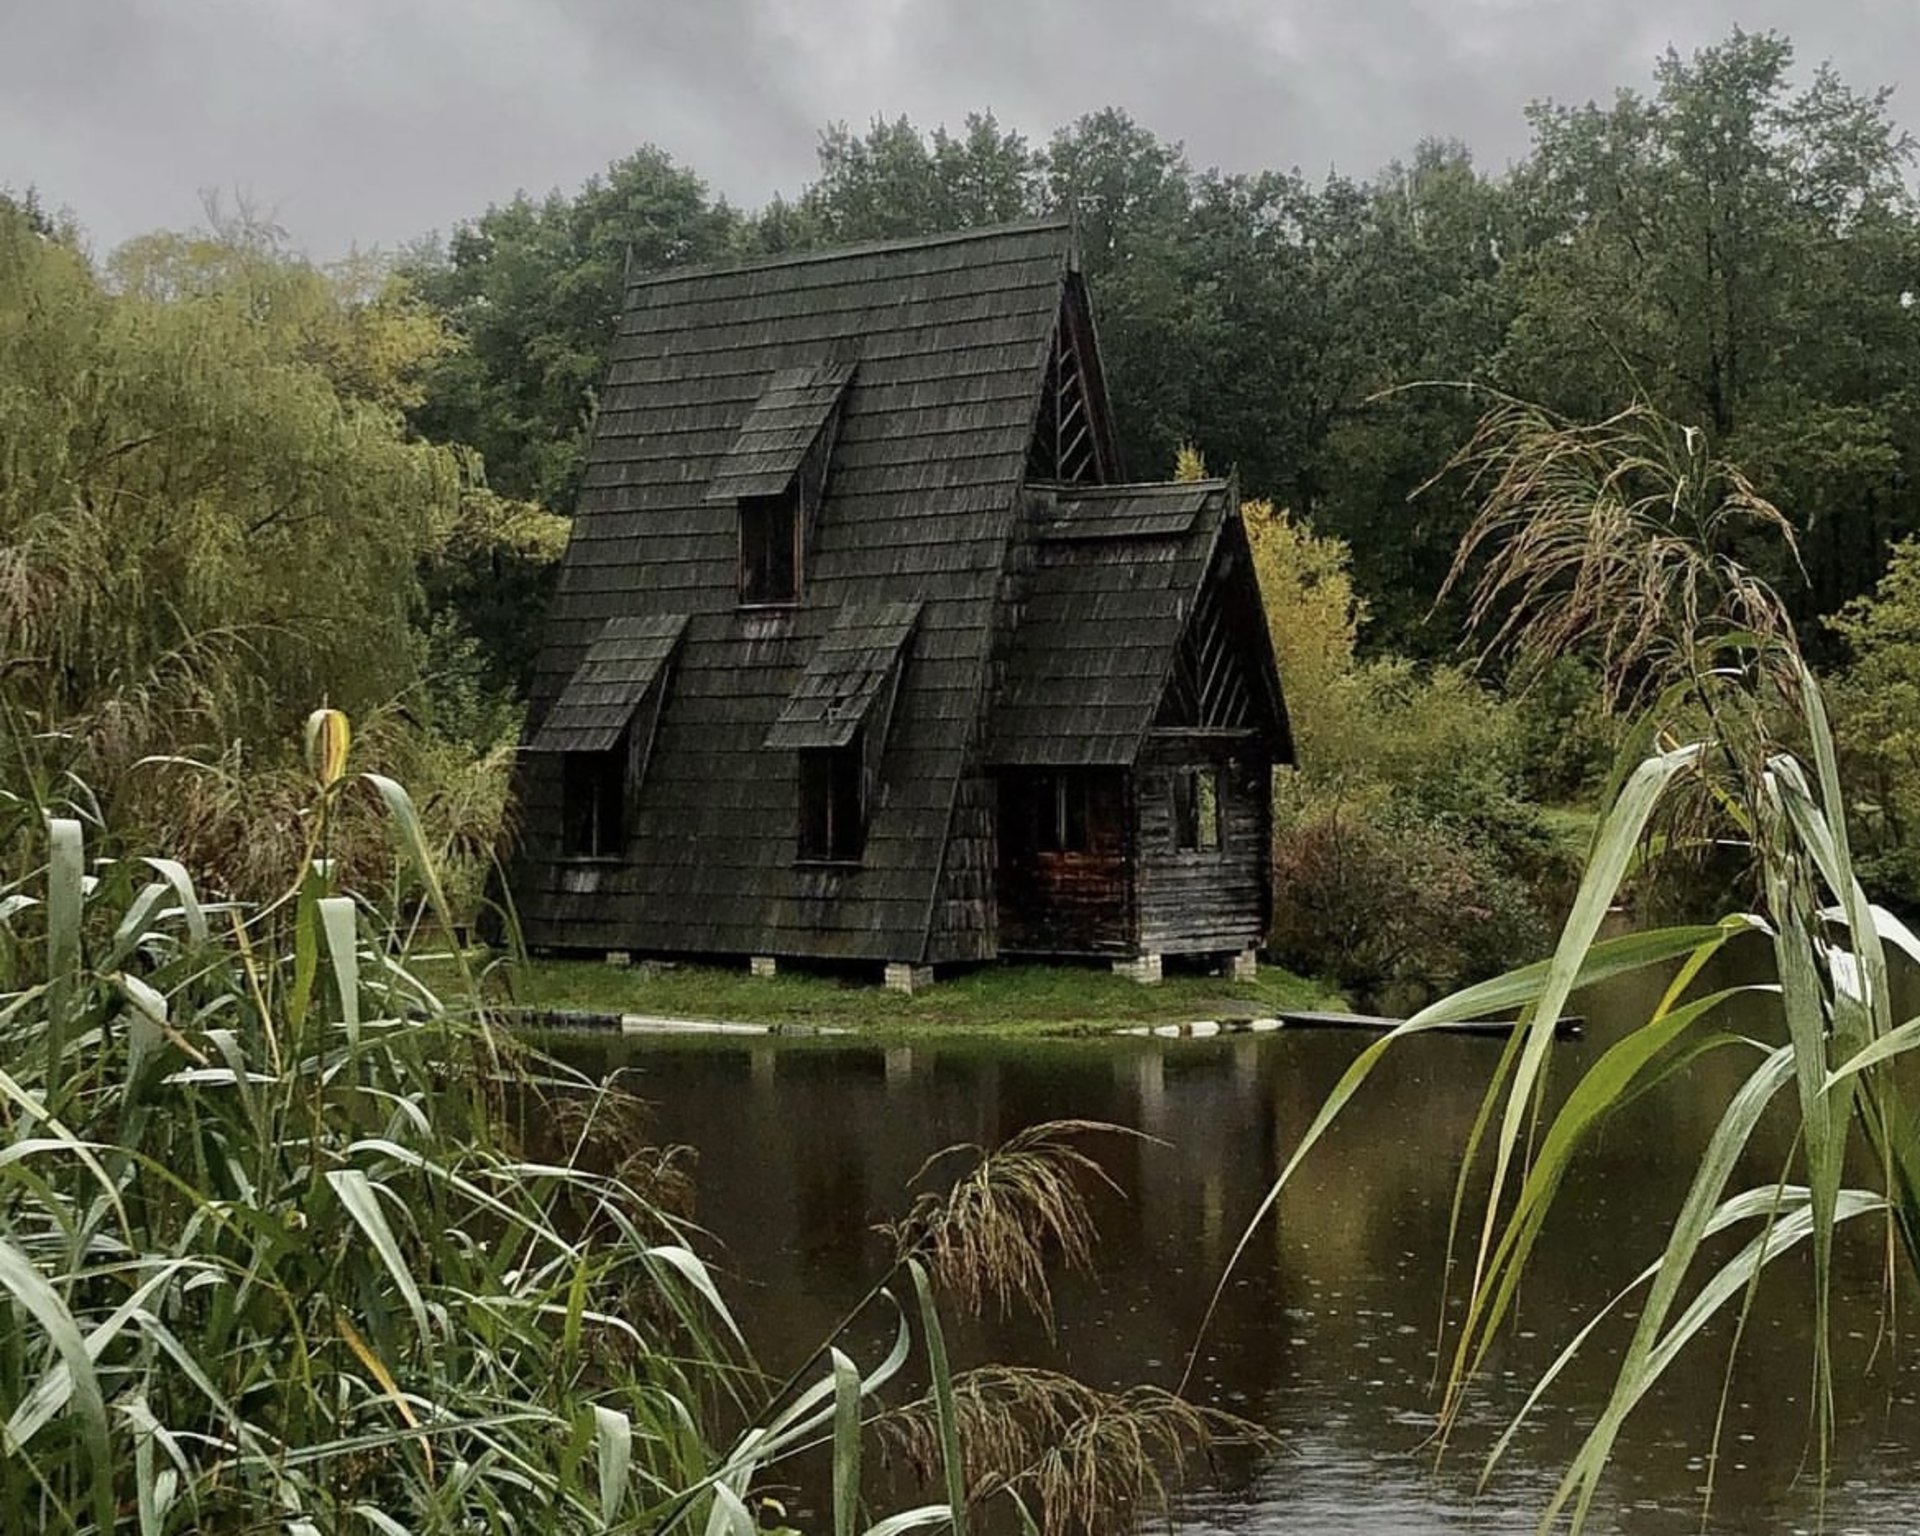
left=402, top=28, right=1920, bottom=672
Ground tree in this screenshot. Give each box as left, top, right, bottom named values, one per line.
left=799, top=112, right=1040, bottom=242
left=0, top=202, right=547, bottom=894
left=404, top=149, right=742, bottom=512
left=1500, top=30, right=1920, bottom=628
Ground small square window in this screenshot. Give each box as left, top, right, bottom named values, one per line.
left=799, top=740, right=864, bottom=862
left=1172, top=767, right=1221, bottom=852
left=562, top=748, right=625, bottom=857
left=739, top=491, right=800, bottom=605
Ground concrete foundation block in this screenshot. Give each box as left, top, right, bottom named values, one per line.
left=1229, top=949, right=1259, bottom=982
left=1112, top=953, right=1163, bottom=985
left=604, top=950, right=632, bottom=968
left=884, top=962, right=935, bottom=995
left=749, top=955, right=778, bottom=979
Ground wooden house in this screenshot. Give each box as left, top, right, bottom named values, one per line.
left=505, top=219, right=1292, bottom=986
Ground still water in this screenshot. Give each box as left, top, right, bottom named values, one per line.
left=555, top=948, right=1920, bottom=1534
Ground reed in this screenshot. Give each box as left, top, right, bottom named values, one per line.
left=1209, top=399, right=1920, bottom=1532
left=1, top=711, right=1228, bottom=1533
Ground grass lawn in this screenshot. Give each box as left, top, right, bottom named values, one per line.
left=485, top=954, right=1343, bottom=1038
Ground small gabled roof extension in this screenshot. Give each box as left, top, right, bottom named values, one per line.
left=765, top=600, right=922, bottom=750
left=704, top=361, right=856, bottom=502
left=527, top=613, right=688, bottom=754
left=989, top=480, right=1285, bottom=767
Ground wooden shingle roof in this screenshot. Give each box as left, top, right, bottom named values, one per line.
left=514, top=219, right=1079, bottom=961
left=988, top=482, right=1232, bottom=766
left=704, top=362, right=855, bottom=502
left=765, top=600, right=921, bottom=750
left=527, top=613, right=688, bottom=754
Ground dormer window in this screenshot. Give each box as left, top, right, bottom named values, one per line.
left=526, top=613, right=689, bottom=860
left=739, top=488, right=801, bottom=605
left=706, top=361, right=854, bottom=608
left=764, top=600, right=921, bottom=867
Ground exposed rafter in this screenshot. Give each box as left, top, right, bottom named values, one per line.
left=1026, top=285, right=1114, bottom=486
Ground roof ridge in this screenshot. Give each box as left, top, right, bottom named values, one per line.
left=625, top=216, right=1073, bottom=289
left=1054, top=478, right=1231, bottom=496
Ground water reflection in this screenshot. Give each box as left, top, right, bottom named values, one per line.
left=554, top=950, right=1920, bottom=1534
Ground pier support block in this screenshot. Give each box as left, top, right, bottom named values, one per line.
left=884, top=962, right=934, bottom=995
left=749, top=955, right=778, bottom=979
left=1228, top=949, right=1259, bottom=982
left=1112, top=953, right=1163, bottom=985
left=604, top=950, right=632, bottom=968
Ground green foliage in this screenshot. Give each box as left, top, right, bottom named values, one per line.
left=0, top=743, right=1245, bottom=1534
left=403, top=149, right=742, bottom=511
left=1829, top=536, right=1920, bottom=903
left=0, top=202, right=552, bottom=910
left=0, top=204, right=460, bottom=746
left=1499, top=30, right=1920, bottom=632
left=0, top=780, right=747, bottom=1532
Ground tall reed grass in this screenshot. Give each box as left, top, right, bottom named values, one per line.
left=1, top=710, right=1231, bottom=1533
left=1208, top=400, right=1920, bottom=1531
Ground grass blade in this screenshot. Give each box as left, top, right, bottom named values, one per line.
left=909, top=1258, right=968, bottom=1536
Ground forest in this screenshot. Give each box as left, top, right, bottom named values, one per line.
left=9, top=29, right=1920, bottom=995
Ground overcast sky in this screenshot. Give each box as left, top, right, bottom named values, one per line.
left=5, top=1, right=1918, bottom=259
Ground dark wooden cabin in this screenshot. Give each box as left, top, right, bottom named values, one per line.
left=505, top=219, right=1292, bottom=984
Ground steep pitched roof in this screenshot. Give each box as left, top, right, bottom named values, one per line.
left=989, top=481, right=1246, bottom=766
left=527, top=614, right=688, bottom=754
left=514, top=220, right=1079, bottom=960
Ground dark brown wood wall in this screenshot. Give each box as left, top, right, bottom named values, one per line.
left=928, top=771, right=999, bottom=963
left=994, top=768, right=1134, bottom=956
left=1135, top=737, right=1269, bottom=956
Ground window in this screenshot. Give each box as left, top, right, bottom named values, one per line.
left=562, top=747, right=625, bottom=857
left=1035, top=772, right=1091, bottom=853
left=799, top=740, right=864, bottom=862
left=739, top=490, right=800, bottom=605
left=1172, top=766, right=1222, bottom=852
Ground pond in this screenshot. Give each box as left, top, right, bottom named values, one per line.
left=551, top=944, right=1920, bottom=1534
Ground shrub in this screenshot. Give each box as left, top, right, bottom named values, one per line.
left=1268, top=792, right=1551, bottom=1003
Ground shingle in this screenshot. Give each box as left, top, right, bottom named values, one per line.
left=703, top=361, right=855, bottom=502
left=987, top=482, right=1231, bottom=766
left=764, top=600, right=922, bottom=750
left=527, top=614, right=688, bottom=754
left=1036, top=484, right=1211, bottom=541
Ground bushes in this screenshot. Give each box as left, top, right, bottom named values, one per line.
left=1267, top=750, right=1560, bottom=1002
left=1829, top=536, right=1920, bottom=908
left=1238, top=488, right=1573, bottom=996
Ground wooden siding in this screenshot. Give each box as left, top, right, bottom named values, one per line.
left=1135, top=737, right=1270, bottom=955
left=995, top=768, right=1134, bottom=956
left=928, top=771, right=999, bottom=963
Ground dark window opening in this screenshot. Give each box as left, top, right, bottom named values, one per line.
left=799, top=739, right=864, bottom=862
left=739, top=490, right=800, bottom=605
left=1172, top=767, right=1222, bottom=852
left=562, top=748, right=625, bottom=857
left=1034, top=771, right=1091, bottom=853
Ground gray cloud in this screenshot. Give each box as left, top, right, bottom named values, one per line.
left=3, top=0, right=1916, bottom=257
